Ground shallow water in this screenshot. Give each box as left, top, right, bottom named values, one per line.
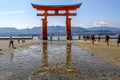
left=0, top=42, right=120, bottom=80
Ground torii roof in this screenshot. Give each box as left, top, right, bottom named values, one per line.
left=31, top=3, right=82, bottom=11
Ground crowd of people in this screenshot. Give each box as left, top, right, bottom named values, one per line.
left=8, top=37, right=26, bottom=49
left=7, top=34, right=120, bottom=49
left=48, top=33, right=120, bottom=47
left=82, top=34, right=120, bottom=47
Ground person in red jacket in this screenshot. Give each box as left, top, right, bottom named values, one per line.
left=91, top=34, right=95, bottom=45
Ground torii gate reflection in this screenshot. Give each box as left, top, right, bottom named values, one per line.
left=42, top=42, right=48, bottom=67
left=42, top=42, right=72, bottom=68
left=31, top=3, right=81, bottom=40
left=34, top=42, right=80, bottom=75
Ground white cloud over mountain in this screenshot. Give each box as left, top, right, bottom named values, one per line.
left=72, top=21, right=116, bottom=28
left=72, top=22, right=90, bottom=27
left=92, top=21, right=115, bottom=27
left=10, top=23, right=40, bottom=29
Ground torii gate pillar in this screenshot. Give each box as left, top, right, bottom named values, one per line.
left=42, top=19, right=48, bottom=40
left=66, top=18, right=71, bottom=40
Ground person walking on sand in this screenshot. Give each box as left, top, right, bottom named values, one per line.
left=22, top=37, right=25, bottom=43
left=18, top=38, right=20, bottom=44
left=105, top=34, right=110, bottom=46
left=117, top=34, right=120, bottom=47
left=50, top=33, right=53, bottom=42
left=78, top=34, right=81, bottom=40
left=9, top=36, right=15, bottom=48
left=98, top=34, right=101, bottom=42
left=91, top=34, right=95, bottom=45
left=58, top=36, right=60, bottom=41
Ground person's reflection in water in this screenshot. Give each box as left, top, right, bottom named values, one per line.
left=10, top=49, right=14, bottom=61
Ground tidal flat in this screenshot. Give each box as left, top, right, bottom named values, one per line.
left=0, top=41, right=120, bottom=80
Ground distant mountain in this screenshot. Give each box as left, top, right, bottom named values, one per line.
left=48, top=26, right=87, bottom=33
left=0, top=26, right=119, bottom=36
left=0, top=27, right=18, bottom=36
left=0, top=26, right=88, bottom=36
left=0, top=27, right=17, bottom=33
left=87, top=26, right=120, bottom=32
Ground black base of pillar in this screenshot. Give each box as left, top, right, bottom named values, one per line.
left=42, top=37, right=48, bottom=40
left=67, top=36, right=72, bottom=40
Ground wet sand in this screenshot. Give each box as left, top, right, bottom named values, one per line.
left=70, top=39, right=120, bottom=67
left=0, top=40, right=120, bottom=80
left=0, top=39, right=40, bottom=52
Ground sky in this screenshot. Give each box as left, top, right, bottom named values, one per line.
left=0, top=0, right=120, bottom=29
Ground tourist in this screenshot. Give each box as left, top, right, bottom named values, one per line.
left=18, top=38, right=20, bottom=43
left=9, top=36, right=15, bottom=48
left=83, top=35, right=85, bottom=41
left=38, top=36, right=40, bottom=40
left=105, top=34, right=110, bottom=46
left=98, top=34, right=101, bottom=42
left=117, top=34, right=120, bottom=47
left=78, top=34, right=81, bottom=40
left=50, top=35, right=52, bottom=42
left=22, top=37, right=25, bottom=43
left=91, top=34, right=95, bottom=45
left=58, top=36, right=60, bottom=41
left=32, top=36, right=33, bottom=39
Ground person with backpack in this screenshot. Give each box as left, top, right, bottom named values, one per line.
left=105, top=34, right=110, bottom=46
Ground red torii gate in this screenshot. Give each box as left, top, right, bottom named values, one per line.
left=31, top=3, right=82, bottom=40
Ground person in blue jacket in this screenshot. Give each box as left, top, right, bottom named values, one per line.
left=117, top=34, right=120, bottom=47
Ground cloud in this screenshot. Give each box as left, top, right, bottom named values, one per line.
left=92, top=21, right=115, bottom=27
left=0, top=23, right=40, bottom=29
left=71, top=21, right=116, bottom=28
left=10, top=23, right=40, bottom=29
left=0, top=10, right=25, bottom=15
left=72, top=22, right=90, bottom=27
left=0, top=23, right=38, bottom=29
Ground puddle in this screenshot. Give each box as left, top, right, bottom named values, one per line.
left=0, top=42, right=120, bottom=80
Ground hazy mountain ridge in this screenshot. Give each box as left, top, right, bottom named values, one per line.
left=87, top=26, right=120, bottom=31
left=0, top=26, right=120, bottom=36
left=0, top=26, right=88, bottom=36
